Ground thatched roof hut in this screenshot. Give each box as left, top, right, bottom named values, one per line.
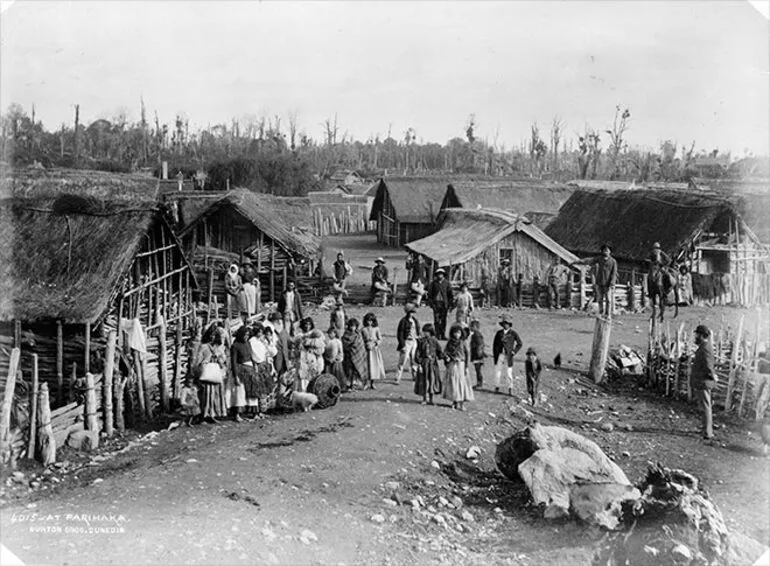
left=440, top=181, right=574, bottom=228
left=405, top=208, right=579, bottom=288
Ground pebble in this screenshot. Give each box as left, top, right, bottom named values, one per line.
left=370, top=514, right=386, bottom=524
left=671, top=544, right=693, bottom=561
left=384, top=481, right=400, bottom=491
left=299, top=529, right=317, bottom=544
left=432, top=514, right=446, bottom=525
left=11, top=472, right=25, bottom=483
left=621, top=451, right=631, bottom=458
left=465, top=446, right=481, bottom=459
left=430, top=461, right=441, bottom=470
left=382, top=498, right=398, bottom=507
left=623, top=424, right=634, bottom=432
left=461, top=510, right=475, bottom=522
left=451, top=496, right=463, bottom=509
left=600, top=423, right=615, bottom=432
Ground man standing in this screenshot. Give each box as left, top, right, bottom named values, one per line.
left=692, top=324, right=716, bottom=440
left=370, top=257, right=390, bottom=305
left=492, top=314, right=523, bottom=396
left=572, top=243, right=618, bottom=316
left=427, top=268, right=453, bottom=340
left=395, top=303, right=420, bottom=383
left=496, top=259, right=513, bottom=307
left=333, top=252, right=352, bottom=294
left=277, top=280, right=303, bottom=336
left=546, top=258, right=571, bottom=310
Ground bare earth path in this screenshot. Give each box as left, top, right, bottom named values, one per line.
left=2, top=303, right=768, bottom=565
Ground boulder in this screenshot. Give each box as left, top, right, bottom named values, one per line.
left=66, top=430, right=99, bottom=451
left=496, top=423, right=638, bottom=528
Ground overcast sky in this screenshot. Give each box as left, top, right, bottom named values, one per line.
left=1, top=1, right=768, bottom=155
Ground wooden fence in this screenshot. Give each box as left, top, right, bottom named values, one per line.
left=692, top=272, right=770, bottom=308
left=645, top=313, right=770, bottom=421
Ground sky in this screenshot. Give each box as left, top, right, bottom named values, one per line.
left=1, top=1, right=768, bottom=156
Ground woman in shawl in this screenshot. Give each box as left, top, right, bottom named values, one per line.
left=414, top=323, right=442, bottom=405
left=342, top=318, right=367, bottom=391
left=443, top=323, right=474, bottom=411
left=228, top=325, right=251, bottom=422
left=362, top=312, right=387, bottom=388
left=246, top=323, right=274, bottom=419
left=195, top=323, right=228, bottom=423
left=225, top=263, right=248, bottom=316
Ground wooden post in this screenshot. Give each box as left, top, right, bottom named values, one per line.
left=13, top=319, right=21, bottom=348
left=37, top=383, right=56, bottom=466
left=578, top=269, right=586, bottom=310
left=0, top=348, right=20, bottom=461
left=84, top=321, right=91, bottom=374
left=133, top=350, right=146, bottom=419
left=739, top=312, right=761, bottom=417
left=207, top=268, right=214, bottom=324
left=257, top=232, right=263, bottom=277
left=158, top=313, right=169, bottom=413
left=203, top=220, right=209, bottom=268
left=282, top=265, right=288, bottom=293
left=114, top=367, right=126, bottom=435
left=56, top=319, right=64, bottom=405
left=27, top=354, right=39, bottom=459
left=173, top=312, right=183, bottom=404
left=588, top=316, right=612, bottom=384
left=103, top=330, right=116, bottom=437
left=725, top=315, right=744, bottom=412
left=270, top=239, right=276, bottom=302
left=85, top=372, right=98, bottom=432
left=392, top=267, right=399, bottom=306
left=629, top=268, right=636, bottom=311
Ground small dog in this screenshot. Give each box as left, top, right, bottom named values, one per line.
left=291, top=391, right=319, bottom=412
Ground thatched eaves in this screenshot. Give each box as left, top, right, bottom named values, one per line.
left=368, top=178, right=449, bottom=224
left=442, top=181, right=574, bottom=216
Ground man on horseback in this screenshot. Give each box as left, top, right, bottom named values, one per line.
left=647, top=242, right=679, bottom=320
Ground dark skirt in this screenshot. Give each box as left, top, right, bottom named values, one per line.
left=414, top=359, right=442, bottom=396
left=325, top=360, right=346, bottom=387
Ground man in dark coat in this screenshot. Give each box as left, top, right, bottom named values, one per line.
left=571, top=243, right=618, bottom=316
left=277, top=280, right=303, bottom=335
left=395, top=303, right=420, bottom=383
left=492, top=314, right=523, bottom=396
left=692, top=324, right=716, bottom=440
left=370, top=257, right=390, bottom=304
left=427, top=268, right=453, bottom=340
left=496, top=259, right=513, bottom=307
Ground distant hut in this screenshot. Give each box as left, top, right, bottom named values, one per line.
left=546, top=189, right=770, bottom=305
left=176, top=188, right=322, bottom=304
left=0, top=178, right=197, bottom=423
left=439, top=181, right=575, bottom=229
left=405, top=208, right=579, bottom=302
left=369, top=178, right=449, bottom=247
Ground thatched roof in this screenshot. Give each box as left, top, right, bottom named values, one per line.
left=545, top=189, right=748, bottom=262
left=0, top=196, right=163, bottom=323
left=179, top=189, right=321, bottom=259
left=442, top=182, right=574, bottom=216
left=566, top=179, right=638, bottom=192
left=405, top=208, right=579, bottom=267
left=1, top=167, right=161, bottom=202
left=734, top=192, right=770, bottom=243
left=369, top=178, right=449, bottom=224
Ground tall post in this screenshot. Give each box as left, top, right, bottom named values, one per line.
left=133, top=351, right=146, bottom=419
left=84, top=321, right=91, bottom=374
left=588, top=316, right=612, bottom=384
left=0, top=348, right=20, bottom=457
left=85, top=372, right=98, bottom=432
left=207, top=268, right=214, bottom=324
left=37, top=384, right=56, bottom=466
left=158, top=312, right=169, bottom=413
left=73, top=104, right=80, bottom=167
left=270, top=240, right=276, bottom=302
left=27, top=354, right=40, bottom=459
left=103, top=330, right=116, bottom=437
left=56, top=320, right=64, bottom=405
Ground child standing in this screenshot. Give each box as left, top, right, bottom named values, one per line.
left=324, top=327, right=346, bottom=387
left=414, top=324, right=443, bottom=405
left=443, top=324, right=474, bottom=410
left=454, top=282, right=475, bottom=325
left=469, top=319, right=486, bottom=389
left=525, top=347, right=543, bottom=406
left=342, top=318, right=367, bottom=391
left=330, top=300, right=346, bottom=338
left=362, top=312, right=386, bottom=389
left=180, top=377, right=201, bottom=426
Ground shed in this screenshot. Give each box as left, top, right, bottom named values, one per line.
left=440, top=181, right=574, bottom=229
left=177, top=188, right=322, bottom=303
left=405, top=208, right=579, bottom=287
left=369, top=178, right=449, bottom=247
left=0, top=190, right=197, bottom=422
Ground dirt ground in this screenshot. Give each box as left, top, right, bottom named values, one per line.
left=2, top=234, right=769, bottom=565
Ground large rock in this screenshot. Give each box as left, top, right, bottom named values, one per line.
left=66, top=430, right=99, bottom=451
left=496, top=423, right=639, bottom=528
left=592, top=464, right=738, bottom=566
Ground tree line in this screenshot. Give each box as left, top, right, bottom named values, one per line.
left=0, top=102, right=762, bottom=196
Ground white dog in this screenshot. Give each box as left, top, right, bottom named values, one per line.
left=291, top=391, right=319, bottom=412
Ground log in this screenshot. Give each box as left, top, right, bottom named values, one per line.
left=739, top=312, right=761, bottom=417
left=114, top=367, right=126, bottom=434
left=725, top=315, right=744, bottom=412
left=37, top=383, right=56, bottom=465
left=27, top=354, right=39, bottom=459
left=85, top=372, right=98, bottom=432
left=84, top=321, right=91, bottom=374
left=103, top=330, right=116, bottom=437
left=158, top=314, right=169, bottom=413
left=589, top=316, right=612, bottom=384
left=133, top=350, right=146, bottom=419
left=57, top=320, right=64, bottom=405
left=0, top=348, right=20, bottom=460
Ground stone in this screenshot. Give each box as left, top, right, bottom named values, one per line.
left=299, top=529, right=317, bottom=543
left=432, top=514, right=446, bottom=525
left=66, top=430, right=99, bottom=451
left=11, top=472, right=25, bottom=484
left=570, top=483, right=641, bottom=530
left=451, top=496, right=463, bottom=509
left=382, top=498, right=398, bottom=507
left=438, top=496, right=449, bottom=507
left=430, top=460, right=441, bottom=470
left=622, top=424, right=633, bottom=432
left=671, top=544, right=692, bottom=561
left=370, top=514, right=386, bottom=524
left=461, top=510, right=475, bottom=522
left=384, top=481, right=400, bottom=491
left=600, top=422, right=615, bottom=432
left=465, top=446, right=481, bottom=460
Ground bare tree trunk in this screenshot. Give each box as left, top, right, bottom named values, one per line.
left=73, top=104, right=80, bottom=167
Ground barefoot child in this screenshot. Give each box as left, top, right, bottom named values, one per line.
left=180, top=377, right=201, bottom=426
left=525, top=347, right=543, bottom=406
left=469, top=319, right=486, bottom=389
left=342, top=318, right=367, bottom=391
left=324, top=327, right=346, bottom=387
left=414, top=324, right=442, bottom=405
left=362, top=312, right=386, bottom=388
left=443, top=324, right=474, bottom=411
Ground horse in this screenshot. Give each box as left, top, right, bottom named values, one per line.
left=647, top=265, right=679, bottom=322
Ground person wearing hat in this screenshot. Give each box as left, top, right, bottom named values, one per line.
left=225, top=263, right=248, bottom=317
left=395, top=303, right=421, bottom=383
left=492, top=314, right=523, bottom=396
left=692, top=324, right=716, bottom=440
left=571, top=243, right=618, bottom=316
left=496, top=258, right=514, bottom=307
left=370, top=257, right=390, bottom=305
left=427, top=267, right=454, bottom=340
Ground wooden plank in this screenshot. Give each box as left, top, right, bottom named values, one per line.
left=37, top=383, right=56, bottom=465
left=56, top=320, right=64, bottom=405
left=103, top=331, right=116, bottom=437
left=134, top=244, right=176, bottom=258
left=27, top=354, right=39, bottom=459
left=0, top=348, right=20, bottom=456
left=13, top=320, right=21, bottom=349
left=725, top=315, right=744, bottom=412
